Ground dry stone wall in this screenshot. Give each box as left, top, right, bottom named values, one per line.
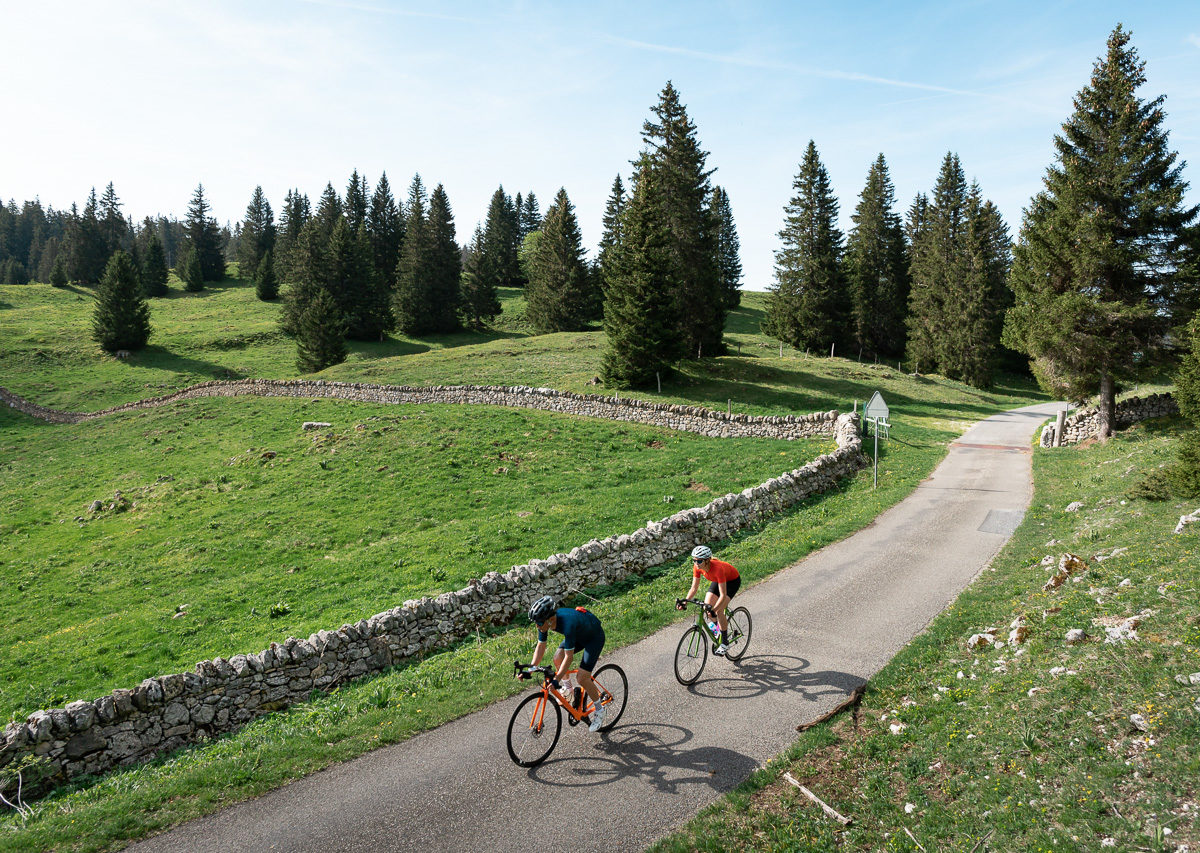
left=1039, top=393, right=1179, bottom=447
left=0, top=381, right=863, bottom=796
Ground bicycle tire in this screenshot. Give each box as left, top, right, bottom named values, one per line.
left=725, top=607, right=752, bottom=661
left=590, top=663, right=628, bottom=731
left=506, top=692, right=562, bottom=767
left=674, top=625, right=708, bottom=685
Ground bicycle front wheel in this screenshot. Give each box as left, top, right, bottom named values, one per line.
left=674, top=626, right=708, bottom=685
left=506, top=692, right=562, bottom=767
left=725, top=607, right=752, bottom=661
left=590, top=663, right=628, bottom=731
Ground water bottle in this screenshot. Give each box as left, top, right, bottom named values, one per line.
left=707, top=619, right=720, bottom=637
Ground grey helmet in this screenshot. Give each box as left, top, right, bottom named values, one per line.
left=528, top=595, right=556, bottom=624
left=690, top=544, right=712, bottom=561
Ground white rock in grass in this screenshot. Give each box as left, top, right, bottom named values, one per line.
left=1130, top=713, right=1150, bottom=732
left=1101, top=839, right=1116, bottom=848
left=905, top=803, right=915, bottom=814
left=889, top=722, right=907, bottom=735
left=1190, top=672, right=1200, bottom=686
left=1119, top=578, right=1132, bottom=587
left=967, top=632, right=997, bottom=650
left=302, top=421, right=332, bottom=430
left=1065, top=501, right=1085, bottom=512
left=1065, top=629, right=1087, bottom=645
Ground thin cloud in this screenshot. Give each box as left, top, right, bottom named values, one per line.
left=295, top=0, right=482, bottom=24
left=604, top=35, right=983, bottom=98
left=1188, top=33, right=1200, bottom=48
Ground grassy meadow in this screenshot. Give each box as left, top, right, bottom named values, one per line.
left=652, top=416, right=1200, bottom=853
left=0, top=275, right=1051, bottom=849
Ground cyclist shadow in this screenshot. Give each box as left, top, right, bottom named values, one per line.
left=684, top=653, right=864, bottom=704
left=528, top=722, right=757, bottom=794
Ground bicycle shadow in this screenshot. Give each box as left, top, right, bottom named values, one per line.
left=527, top=722, right=758, bottom=794
left=683, top=653, right=864, bottom=704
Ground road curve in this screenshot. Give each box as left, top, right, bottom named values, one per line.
left=131, top=402, right=1065, bottom=853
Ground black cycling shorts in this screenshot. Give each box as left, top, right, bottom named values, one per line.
left=708, top=575, right=741, bottom=599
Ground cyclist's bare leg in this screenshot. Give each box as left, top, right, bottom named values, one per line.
left=576, top=669, right=600, bottom=704
left=705, top=591, right=730, bottom=633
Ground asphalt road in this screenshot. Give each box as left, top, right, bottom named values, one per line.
left=131, top=401, right=1065, bottom=853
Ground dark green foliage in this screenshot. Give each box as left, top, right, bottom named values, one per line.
left=280, top=220, right=332, bottom=337
left=424, top=184, right=462, bottom=333
left=1128, top=466, right=1173, bottom=501
left=368, top=172, right=404, bottom=289
left=765, top=140, right=849, bottom=353
left=344, top=170, right=369, bottom=233
left=394, top=177, right=431, bottom=335
left=236, top=186, right=276, bottom=277
left=255, top=249, right=279, bottom=301
left=519, top=192, right=541, bottom=240
left=180, top=247, right=204, bottom=292
left=639, top=82, right=725, bottom=358
left=185, top=184, right=226, bottom=282
left=1176, top=313, right=1200, bottom=427
left=275, top=189, right=311, bottom=286
left=598, top=174, right=625, bottom=297
left=91, top=250, right=151, bottom=352
left=459, top=226, right=500, bottom=329
left=525, top=188, right=590, bottom=332
left=313, top=183, right=343, bottom=245
left=68, top=191, right=110, bottom=283
left=328, top=219, right=391, bottom=339
left=98, top=183, right=127, bottom=256
left=846, top=154, right=908, bottom=358
left=140, top=233, right=169, bottom=297
left=907, top=154, right=1010, bottom=387
left=601, top=168, right=679, bottom=388
left=2, top=258, right=29, bottom=284
left=1004, top=25, right=1198, bottom=435
left=480, top=186, right=522, bottom=291
left=711, top=186, right=742, bottom=309
left=1167, top=441, right=1200, bottom=498
left=49, top=254, right=68, bottom=287
left=294, top=288, right=347, bottom=373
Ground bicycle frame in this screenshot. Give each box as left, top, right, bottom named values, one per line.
left=518, top=666, right=604, bottom=726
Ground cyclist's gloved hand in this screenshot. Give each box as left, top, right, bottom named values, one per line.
left=675, top=598, right=686, bottom=611
left=517, top=670, right=531, bottom=680
left=550, top=678, right=562, bottom=689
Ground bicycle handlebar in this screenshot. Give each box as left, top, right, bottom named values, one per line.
left=675, top=598, right=715, bottom=614
left=513, top=661, right=555, bottom=679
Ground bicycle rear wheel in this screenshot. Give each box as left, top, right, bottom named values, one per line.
left=674, top=626, right=708, bottom=685
left=506, top=692, right=562, bottom=767
left=590, top=663, right=628, bottom=731
left=725, top=607, right=752, bottom=661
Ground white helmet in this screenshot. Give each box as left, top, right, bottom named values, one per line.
left=690, top=545, right=712, bottom=561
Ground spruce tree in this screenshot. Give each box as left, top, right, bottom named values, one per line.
left=846, top=154, right=909, bottom=358
left=711, top=185, right=743, bottom=310
left=276, top=189, right=311, bottom=285
left=597, top=174, right=625, bottom=296
left=236, top=186, right=276, bottom=277
left=140, top=233, right=169, bottom=297
left=344, top=170, right=369, bottom=233
left=99, top=183, right=127, bottom=257
left=329, top=218, right=392, bottom=339
left=460, top=226, right=501, bottom=329
left=280, top=220, right=331, bottom=336
left=520, top=192, right=541, bottom=239
left=92, top=250, right=151, bottom=352
left=69, top=191, right=108, bottom=283
left=601, top=167, right=679, bottom=388
left=313, top=183, right=343, bottom=244
left=526, top=187, right=590, bottom=332
left=765, top=140, right=849, bottom=353
left=367, top=172, right=404, bottom=289
left=181, top=247, right=204, bottom=292
left=256, top=249, right=279, bottom=301
left=185, top=184, right=225, bottom=281
left=1004, top=25, right=1198, bottom=435
left=638, top=82, right=724, bottom=358
left=295, top=288, right=347, bottom=373
left=49, top=254, right=68, bottom=287
left=394, top=176, right=431, bottom=334
left=425, top=184, right=462, bottom=333
left=480, top=186, right=522, bottom=290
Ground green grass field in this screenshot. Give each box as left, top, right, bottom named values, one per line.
left=0, top=277, right=1052, bottom=850
left=652, top=416, right=1200, bottom=853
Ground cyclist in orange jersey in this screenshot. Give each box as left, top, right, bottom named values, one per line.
left=676, top=544, right=741, bottom=655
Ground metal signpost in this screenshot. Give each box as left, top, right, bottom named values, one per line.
left=863, top=391, right=890, bottom=489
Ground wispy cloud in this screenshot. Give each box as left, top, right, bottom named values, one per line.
left=603, top=35, right=984, bottom=98
left=296, top=0, right=482, bottom=25
left=1188, top=33, right=1200, bottom=48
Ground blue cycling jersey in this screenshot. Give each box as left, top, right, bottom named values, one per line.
left=538, top=608, right=602, bottom=650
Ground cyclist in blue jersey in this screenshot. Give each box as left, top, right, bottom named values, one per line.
left=520, top=595, right=608, bottom=732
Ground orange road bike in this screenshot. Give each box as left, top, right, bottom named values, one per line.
left=507, top=662, right=628, bottom=766
left=673, top=597, right=752, bottom=685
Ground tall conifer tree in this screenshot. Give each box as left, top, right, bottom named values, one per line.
left=526, top=188, right=590, bottom=332
left=276, top=189, right=311, bottom=284
left=425, top=184, right=462, bottom=333
left=481, top=186, right=522, bottom=290
left=597, top=175, right=626, bottom=296
left=140, top=232, right=169, bottom=297
left=185, top=184, right=225, bottom=281
left=280, top=219, right=332, bottom=337
left=295, top=288, right=347, bottom=373
left=765, top=141, right=848, bottom=353
left=345, top=170, right=369, bottom=234
left=1004, top=25, right=1198, bottom=436
left=846, top=154, right=909, bottom=358
left=368, top=172, right=404, bottom=289
left=710, top=185, right=743, bottom=309
left=394, top=176, right=431, bottom=334
left=460, top=226, right=501, bottom=329
left=92, top=250, right=151, bottom=352
left=237, top=186, right=276, bottom=277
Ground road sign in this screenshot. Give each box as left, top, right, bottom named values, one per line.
left=863, top=391, right=889, bottom=421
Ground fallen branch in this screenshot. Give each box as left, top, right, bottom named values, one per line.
left=783, top=773, right=852, bottom=825
left=903, top=826, right=927, bottom=851
left=796, top=683, right=866, bottom=732
left=968, top=829, right=995, bottom=853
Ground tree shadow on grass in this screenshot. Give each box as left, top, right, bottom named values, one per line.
left=131, top=345, right=248, bottom=381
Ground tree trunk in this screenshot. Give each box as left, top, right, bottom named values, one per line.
left=1097, top=373, right=1116, bottom=441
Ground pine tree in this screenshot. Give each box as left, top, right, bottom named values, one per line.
left=185, top=184, right=225, bottom=281
left=295, top=288, right=347, bottom=373
left=394, top=176, right=431, bottom=334
left=846, top=154, right=909, bottom=358
left=256, top=249, right=279, bottom=301
left=526, top=188, right=590, bottom=333
left=638, top=82, right=725, bottom=358
left=597, top=174, right=626, bottom=296
left=180, top=246, right=204, bottom=292
left=276, top=189, right=311, bottom=285
left=92, top=250, right=151, bottom=352
left=313, top=183, right=343, bottom=243
left=601, top=167, right=680, bottom=388
left=765, top=140, right=849, bottom=353
left=329, top=218, right=392, bottom=339
left=140, top=232, right=169, bottom=297
left=99, top=182, right=127, bottom=256
left=344, top=170, right=369, bottom=234
left=281, top=219, right=332, bottom=336
left=236, top=186, right=276, bottom=277
left=367, top=172, right=404, bottom=289
left=1176, top=313, right=1200, bottom=428
left=49, top=254, right=68, bottom=287
left=69, top=191, right=109, bottom=283
left=1004, top=25, right=1198, bottom=435
left=520, top=192, right=541, bottom=239
left=711, top=185, right=743, bottom=310
left=425, top=184, right=462, bottom=333
left=459, top=226, right=501, bottom=329
left=480, top=186, right=522, bottom=291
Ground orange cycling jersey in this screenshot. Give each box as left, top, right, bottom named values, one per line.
left=694, top=557, right=739, bottom=585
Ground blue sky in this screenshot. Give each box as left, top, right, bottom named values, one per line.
left=3, top=1, right=1198, bottom=290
